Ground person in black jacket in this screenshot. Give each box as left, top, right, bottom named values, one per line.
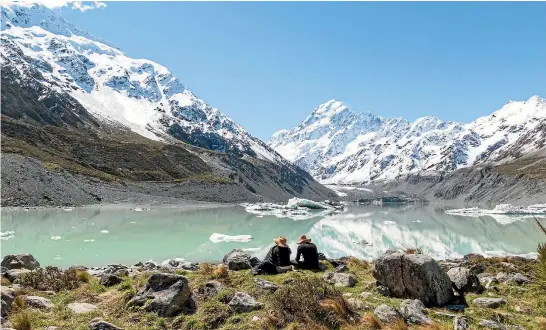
left=252, top=236, right=293, bottom=275
left=291, top=235, right=320, bottom=270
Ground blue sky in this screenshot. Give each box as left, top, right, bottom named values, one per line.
left=61, top=2, right=546, bottom=140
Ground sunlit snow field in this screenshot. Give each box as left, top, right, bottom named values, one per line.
left=1, top=204, right=544, bottom=268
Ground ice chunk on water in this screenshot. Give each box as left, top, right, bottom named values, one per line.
left=100, top=230, right=109, bottom=234
left=209, top=233, right=252, bottom=243
left=1, top=231, right=15, bottom=240
left=287, top=197, right=331, bottom=210
left=446, top=203, right=546, bottom=215
left=50, top=236, right=62, bottom=240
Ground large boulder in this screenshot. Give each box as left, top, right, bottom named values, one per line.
left=323, top=272, right=357, bottom=287
left=399, top=299, right=432, bottom=325
left=1, top=254, right=40, bottom=270
left=4, top=269, right=31, bottom=282
left=372, top=251, right=454, bottom=306
left=129, top=273, right=194, bottom=317
left=454, top=316, right=469, bottom=330
left=198, top=280, right=224, bottom=299
left=228, top=292, right=264, bottom=313
left=447, top=267, right=484, bottom=294
left=223, top=249, right=252, bottom=271
left=1, top=287, right=16, bottom=317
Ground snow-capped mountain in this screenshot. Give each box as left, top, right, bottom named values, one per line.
left=269, top=97, right=546, bottom=184
left=1, top=3, right=282, bottom=162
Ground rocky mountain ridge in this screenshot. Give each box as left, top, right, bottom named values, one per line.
left=269, top=97, right=546, bottom=184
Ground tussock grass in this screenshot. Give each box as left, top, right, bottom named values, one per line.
left=18, top=266, right=82, bottom=292
left=11, top=310, right=33, bottom=330
left=1, top=276, right=11, bottom=286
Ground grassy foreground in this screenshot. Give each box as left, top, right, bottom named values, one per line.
left=2, top=255, right=545, bottom=330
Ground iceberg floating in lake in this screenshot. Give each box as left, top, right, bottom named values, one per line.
left=209, top=233, right=252, bottom=243
left=1, top=231, right=15, bottom=240
left=100, top=230, right=109, bottom=234
left=445, top=204, right=546, bottom=224
left=241, top=198, right=342, bottom=220
left=50, top=236, right=62, bottom=240
left=446, top=203, right=546, bottom=215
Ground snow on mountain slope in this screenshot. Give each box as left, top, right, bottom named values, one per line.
left=1, top=3, right=283, bottom=162
left=269, top=97, right=546, bottom=184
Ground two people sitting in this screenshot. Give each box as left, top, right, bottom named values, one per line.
left=252, top=235, right=320, bottom=275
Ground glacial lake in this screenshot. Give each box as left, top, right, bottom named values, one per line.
left=1, top=203, right=544, bottom=268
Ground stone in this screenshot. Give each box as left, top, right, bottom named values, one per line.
left=255, top=278, right=278, bottom=292
left=223, top=249, right=252, bottom=271
left=374, top=304, right=401, bottom=323
left=4, top=269, right=31, bottom=282
left=67, top=302, right=98, bottom=314
left=372, top=251, right=454, bottom=306
left=399, top=299, right=432, bottom=325
left=511, top=273, right=530, bottom=285
left=472, top=297, right=507, bottom=308
left=249, top=257, right=261, bottom=267
left=47, top=327, right=58, bottom=330
left=129, top=273, right=194, bottom=317
left=323, top=272, right=357, bottom=287
left=335, top=265, right=349, bottom=273
left=496, top=272, right=512, bottom=282
left=478, top=320, right=504, bottom=329
left=447, top=267, right=484, bottom=294
left=228, top=292, right=264, bottom=313
left=469, top=264, right=486, bottom=274
left=1, top=287, right=16, bottom=316
left=500, top=262, right=516, bottom=269
left=200, top=280, right=224, bottom=299
left=88, top=318, right=122, bottom=330
left=100, top=274, right=123, bottom=287
left=1, top=267, right=8, bottom=276
left=343, top=293, right=354, bottom=298
left=161, top=258, right=199, bottom=271
left=1, top=254, right=40, bottom=270
left=454, top=316, right=469, bottom=330
left=376, top=285, right=391, bottom=297
left=24, top=296, right=53, bottom=310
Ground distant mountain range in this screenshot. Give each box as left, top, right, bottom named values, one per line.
left=269, top=96, right=545, bottom=184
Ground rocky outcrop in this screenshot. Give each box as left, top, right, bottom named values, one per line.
left=198, top=280, right=224, bottom=300
left=227, top=292, right=264, bottom=313
left=372, top=251, right=454, bottom=306
left=129, top=273, right=195, bottom=317
left=323, top=272, right=357, bottom=287
left=4, top=269, right=31, bottom=282
left=1, top=287, right=16, bottom=317
left=223, top=249, right=252, bottom=271
left=447, top=267, right=484, bottom=294
left=1, top=254, right=40, bottom=270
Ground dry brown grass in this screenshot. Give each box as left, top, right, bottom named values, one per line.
left=199, top=263, right=215, bottom=276
left=417, top=323, right=450, bottom=330
left=212, top=264, right=229, bottom=279
left=361, top=312, right=381, bottom=329
left=349, top=257, right=369, bottom=269
left=390, top=319, right=409, bottom=330
left=75, top=269, right=91, bottom=283
left=18, top=266, right=82, bottom=292
left=535, top=317, right=546, bottom=329
left=1, top=276, right=11, bottom=286
left=11, top=310, right=32, bottom=330
left=12, top=295, right=27, bottom=311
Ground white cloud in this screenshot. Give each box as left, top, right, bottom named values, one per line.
left=3, top=0, right=107, bottom=12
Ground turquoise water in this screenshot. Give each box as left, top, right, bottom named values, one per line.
left=1, top=204, right=543, bottom=268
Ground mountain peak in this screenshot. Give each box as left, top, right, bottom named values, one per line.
left=1, top=2, right=118, bottom=49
